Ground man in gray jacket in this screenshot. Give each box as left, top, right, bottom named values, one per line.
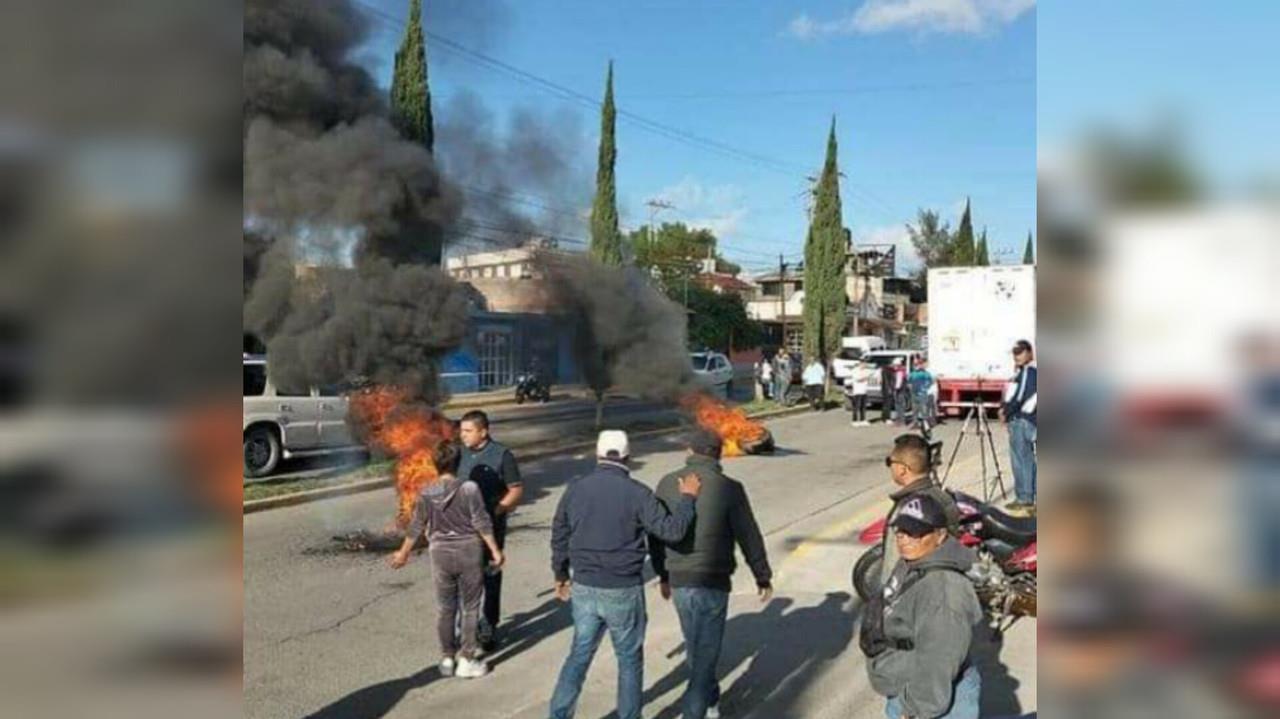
left=864, top=493, right=982, bottom=719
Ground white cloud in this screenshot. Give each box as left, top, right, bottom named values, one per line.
left=857, top=224, right=922, bottom=276
left=649, top=177, right=749, bottom=239
left=786, top=0, right=1034, bottom=39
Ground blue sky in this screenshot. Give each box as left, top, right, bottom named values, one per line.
left=359, top=0, right=1036, bottom=276
left=1039, top=1, right=1279, bottom=192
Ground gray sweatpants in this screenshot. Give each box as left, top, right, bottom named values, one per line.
left=430, top=537, right=485, bottom=659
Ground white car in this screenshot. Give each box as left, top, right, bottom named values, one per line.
left=860, top=349, right=925, bottom=405
left=691, top=351, right=734, bottom=394
left=831, top=335, right=887, bottom=381
left=243, top=355, right=361, bottom=477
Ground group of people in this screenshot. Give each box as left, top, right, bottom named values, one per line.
left=387, top=342, right=1037, bottom=716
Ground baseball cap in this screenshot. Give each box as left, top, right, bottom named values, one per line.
left=891, top=493, right=948, bottom=537
left=597, top=430, right=630, bottom=460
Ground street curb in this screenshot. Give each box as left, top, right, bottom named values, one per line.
left=243, top=403, right=818, bottom=514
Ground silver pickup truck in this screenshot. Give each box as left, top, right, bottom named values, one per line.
left=242, top=355, right=361, bottom=477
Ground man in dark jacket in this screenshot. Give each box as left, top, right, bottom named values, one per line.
left=1001, top=339, right=1037, bottom=509
left=650, top=430, right=773, bottom=719
left=548, top=430, right=702, bottom=719
left=864, top=493, right=982, bottom=719
left=458, top=410, right=523, bottom=650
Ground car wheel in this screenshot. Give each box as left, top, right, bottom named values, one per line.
left=244, top=425, right=281, bottom=478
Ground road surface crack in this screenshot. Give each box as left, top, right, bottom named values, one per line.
left=274, top=583, right=413, bottom=646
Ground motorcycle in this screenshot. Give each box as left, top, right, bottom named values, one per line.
left=514, top=371, right=551, bottom=404
left=852, top=487, right=1037, bottom=633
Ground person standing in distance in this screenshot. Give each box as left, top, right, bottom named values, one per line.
left=457, top=409, right=524, bottom=652
left=1001, top=340, right=1037, bottom=510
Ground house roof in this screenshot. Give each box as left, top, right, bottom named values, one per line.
left=697, top=273, right=754, bottom=292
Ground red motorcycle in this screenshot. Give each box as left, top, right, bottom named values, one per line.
left=851, top=488, right=1037, bottom=632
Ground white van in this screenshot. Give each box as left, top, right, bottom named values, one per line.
left=831, top=335, right=887, bottom=381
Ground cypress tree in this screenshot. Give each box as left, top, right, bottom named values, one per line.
left=389, top=0, right=434, bottom=152
left=976, top=227, right=990, bottom=266
left=1023, top=231, right=1035, bottom=264
left=802, top=117, right=848, bottom=374
left=589, top=62, right=623, bottom=266
left=953, top=197, right=975, bottom=266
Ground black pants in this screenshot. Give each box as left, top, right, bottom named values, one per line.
left=805, top=384, right=823, bottom=410
left=480, top=515, right=507, bottom=639
left=851, top=394, right=866, bottom=422
left=881, top=391, right=894, bottom=422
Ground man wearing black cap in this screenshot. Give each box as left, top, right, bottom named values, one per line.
left=649, top=429, right=773, bottom=719
left=863, top=493, right=982, bottom=719
left=1002, top=339, right=1037, bottom=509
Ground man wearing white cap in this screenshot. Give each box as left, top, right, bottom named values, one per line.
left=548, top=430, right=703, bottom=719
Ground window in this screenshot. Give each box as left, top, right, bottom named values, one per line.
left=243, top=364, right=266, bottom=397
left=761, top=284, right=781, bottom=297
left=317, top=381, right=350, bottom=397
left=477, top=329, right=514, bottom=389
left=691, top=355, right=709, bottom=371
left=276, top=383, right=311, bottom=398
left=837, top=348, right=864, bottom=362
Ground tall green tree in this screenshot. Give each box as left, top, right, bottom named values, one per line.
left=589, top=62, right=623, bottom=265
left=389, top=0, right=434, bottom=152
left=953, top=197, right=975, bottom=266
left=802, top=118, right=848, bottom=369
left=906, top=208, right=953, bottom=281
left=627, top=221, right=740, bottom=290
left=680, top=285, right=763, bottom=353
left=1023, top=231, right=1035, bottom=264
left=976, top=227, right=990, bottom=266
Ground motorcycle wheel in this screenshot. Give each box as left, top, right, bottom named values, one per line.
left=852, top=543, right=885, bottom=603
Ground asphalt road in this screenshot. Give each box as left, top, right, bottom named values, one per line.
left=244, top=411, right=1036, bottom=719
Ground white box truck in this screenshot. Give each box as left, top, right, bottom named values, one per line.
left=928, top=265, right=1036, bottom=414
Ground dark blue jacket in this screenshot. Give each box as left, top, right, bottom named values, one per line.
left=1004, top=364, right=1038, bottom=425
left=551, top=461, right=695, bottom=588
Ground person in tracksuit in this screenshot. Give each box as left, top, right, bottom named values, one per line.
left=1002, top=339, right=1038, bottom=509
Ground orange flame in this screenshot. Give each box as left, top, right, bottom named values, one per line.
left=348, top=386, right=456, bottom=525
left=680, top=393, right=767, bottom=457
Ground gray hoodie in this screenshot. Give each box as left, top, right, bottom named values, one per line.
left=406, top=475, right=493, bottom=543
left=866, top=537, right=983, bottom=719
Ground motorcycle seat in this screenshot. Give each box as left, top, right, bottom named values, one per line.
left=979, top=507, right=1037, bottom=545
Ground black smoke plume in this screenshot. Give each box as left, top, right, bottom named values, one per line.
left=536, top=252, right=697, bottom=403
left=243, top=0, right=466, bottom=401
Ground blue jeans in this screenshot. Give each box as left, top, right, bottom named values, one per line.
left=885, top=664, right=981, bottom=719
left=672, top=587, right=729, bottom=719
left=1009, top=417, right=1037, bottom=504
left=549, top=584, right=647, bottom=719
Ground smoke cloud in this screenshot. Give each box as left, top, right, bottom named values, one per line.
left=537, top=251, right=697, bottom=402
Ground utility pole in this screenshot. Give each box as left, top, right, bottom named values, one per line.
left=644, top=198, right=675, bottom=254
left=778, top=253, right=788, bottom=354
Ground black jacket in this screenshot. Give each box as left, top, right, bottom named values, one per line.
left=649, top=454, right=772, bottom=591
left=551, top=460, right=695, bottom=588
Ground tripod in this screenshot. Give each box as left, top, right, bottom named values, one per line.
left=939, top=383, right=1008, bottom=503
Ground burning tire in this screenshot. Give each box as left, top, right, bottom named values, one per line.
left=740, top=429, right=775, bottom=455
left=244, top=425, right=281, bottom=478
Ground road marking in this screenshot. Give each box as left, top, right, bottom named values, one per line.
left=777, top=450, right=989, bottom=581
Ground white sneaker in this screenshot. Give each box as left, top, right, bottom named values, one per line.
left=439, top=657, right=455, bottom=677
left=455, top=656, right=490, bottom=679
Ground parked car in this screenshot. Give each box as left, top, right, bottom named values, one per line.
left=242, top=355, right=362, bottom=478
left=860, top=349, right=925, bottom=406
left=690, top=351, right=734, bottom=395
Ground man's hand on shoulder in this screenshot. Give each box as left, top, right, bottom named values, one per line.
left=677, top=472, right=702, bottom=498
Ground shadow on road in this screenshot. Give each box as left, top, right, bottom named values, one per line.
left=640, top=592, right=857, bottom=719
left=489, top=598, right=574, bottom=669
left=972, top=624, right=1024, bottom=718
left=301, top=666, right=443, bottom=719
